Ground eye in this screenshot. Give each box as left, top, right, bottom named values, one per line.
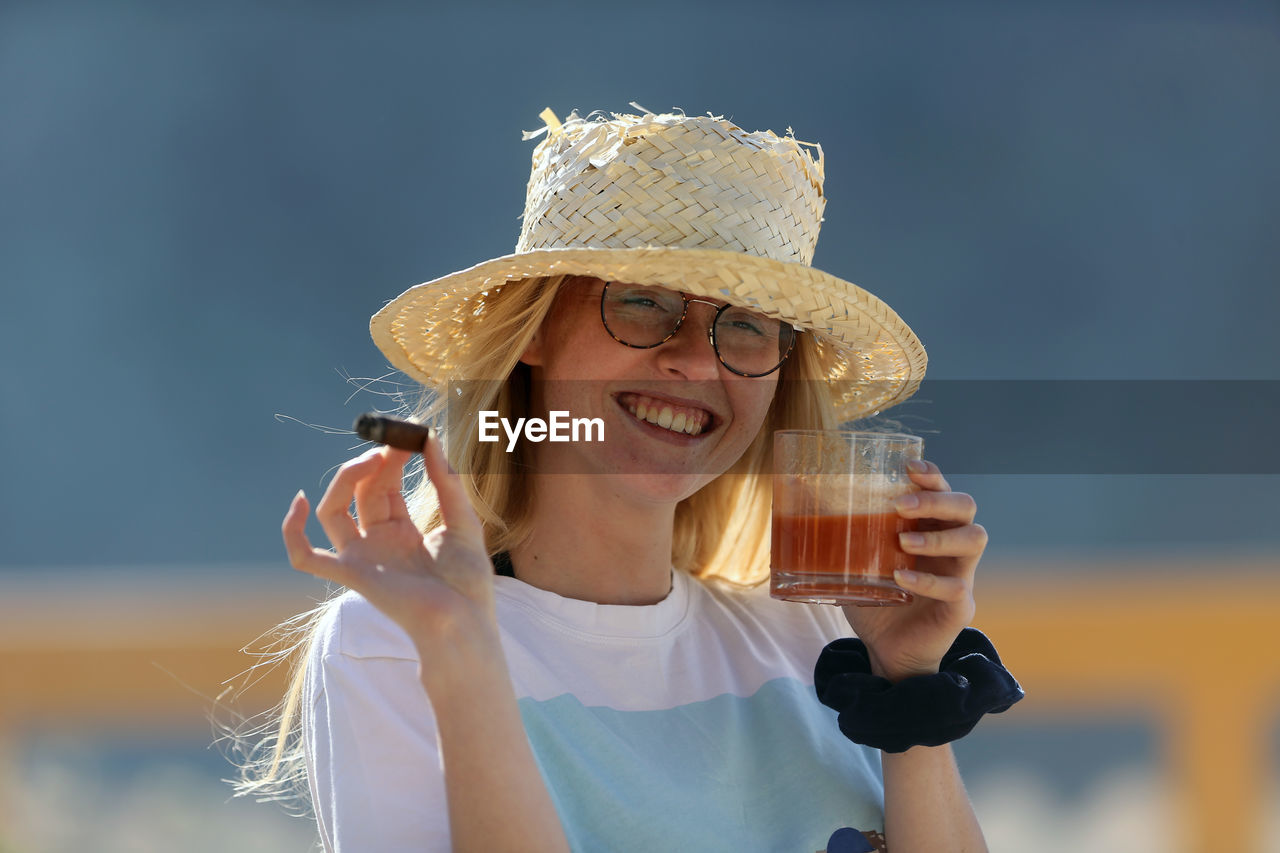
left=621, top=295, right=663, bottom=311
left=728, top=317, right=766, bottom=336
left=607, top=284, right=684, bottom=315
left=719, top=308, right=771, bottom=337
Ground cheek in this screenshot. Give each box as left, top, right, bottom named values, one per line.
left=720, top=381, right=778, bottom=458
left=543, top=331, right=627, bottom=382
left=731, top=380, right=779, bottom=429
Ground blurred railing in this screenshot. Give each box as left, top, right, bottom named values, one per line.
left=1, top=557, right=1277, bottom=852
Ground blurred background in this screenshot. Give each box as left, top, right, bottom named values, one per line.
left=1, top=0, right=1277, bottom=850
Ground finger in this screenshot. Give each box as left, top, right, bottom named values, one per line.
left=282, top=490, right=352, bottom=584
left=906, top=459, right=951, bottom=493
left=893, top=568, right=972, bottom=604
left=314, top=448, right=382, bottom=549
left=894, top=490, right=977, bottom=525
left=353, top=445, right=415, bottom=527
left=898, top=523, right=988, bottom=557
left=421, top=431, right=484, bottom=544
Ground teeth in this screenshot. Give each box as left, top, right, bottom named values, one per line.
left=622, top=394, right=711, bottom=437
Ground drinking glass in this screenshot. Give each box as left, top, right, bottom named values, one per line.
left=771, top=430, right=923, bottom=606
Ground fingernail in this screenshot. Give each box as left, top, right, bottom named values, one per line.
left=895, top=568, right=918, bottom=584
left=906, top=459, right=928, bottom=473
left=894, top=493, right=919, bottom=510
left=900, top=532, right=924, bottom=547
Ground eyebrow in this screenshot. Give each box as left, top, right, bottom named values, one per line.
left=607, top=281, right=802, bottom=329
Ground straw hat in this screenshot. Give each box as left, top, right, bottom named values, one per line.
left=371, top=108, right=926, bottom=422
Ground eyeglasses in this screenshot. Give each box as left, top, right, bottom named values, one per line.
left=600, top=281, right=798, bottom=377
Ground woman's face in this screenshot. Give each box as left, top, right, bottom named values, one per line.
left=519, top=277, right=780, bottom=505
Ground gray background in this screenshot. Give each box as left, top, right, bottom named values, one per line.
left=2, top=0, right=1277, bottom=569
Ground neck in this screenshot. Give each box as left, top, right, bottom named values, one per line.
left=507, top=475, right=677, bottom=606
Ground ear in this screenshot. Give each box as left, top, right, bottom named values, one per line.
left=518, top=331, right=543, bottom=367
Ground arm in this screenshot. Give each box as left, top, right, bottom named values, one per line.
left=285, top=434, right=570, bottom=853
left=841, top=459, right=990, bottom=852
left=419, top=620, right=570, bottom=853
left=870, top=644, right=987, bottom=852
left=880, top=744, right=986, bottom=852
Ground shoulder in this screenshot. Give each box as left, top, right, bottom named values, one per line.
left=311, top=589, right=419, bottom=662
left=303, top=591, right=425, bottom=728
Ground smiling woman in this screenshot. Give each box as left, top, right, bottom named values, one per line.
left=392, top=272, right=836, bottom=587
left=235, top=108, right=1000, bottom=853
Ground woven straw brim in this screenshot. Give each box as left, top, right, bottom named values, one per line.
left=370, top=246, right=926, bottom=423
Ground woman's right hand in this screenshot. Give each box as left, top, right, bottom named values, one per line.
left=286, top=436, right=573, bottom=851
left=282, top=431, right=499, bottom=651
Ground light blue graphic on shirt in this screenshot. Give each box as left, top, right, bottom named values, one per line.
left=518, top=677, right=884, bottom=853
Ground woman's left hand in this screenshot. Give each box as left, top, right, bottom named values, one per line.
left=840, top=459, right=987, bottom=683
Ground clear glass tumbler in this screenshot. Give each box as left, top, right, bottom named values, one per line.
left=771, top=430, right=924, bottom=606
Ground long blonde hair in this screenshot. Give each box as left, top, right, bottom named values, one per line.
left=232, top=274, right=840, bottom=804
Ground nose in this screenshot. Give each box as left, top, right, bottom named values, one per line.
left=654, top=300, right=722, bottom=379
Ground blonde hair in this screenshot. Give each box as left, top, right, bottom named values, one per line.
left=231, top=274, right=840, bottom=804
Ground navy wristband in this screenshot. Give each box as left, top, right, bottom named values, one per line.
left=814, top=627, right=1025, bottom=753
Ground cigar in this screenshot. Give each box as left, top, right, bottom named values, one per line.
left=353, top=413, right=432, bottom=452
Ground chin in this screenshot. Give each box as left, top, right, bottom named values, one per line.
left=609, top=472, right=717, bottom=506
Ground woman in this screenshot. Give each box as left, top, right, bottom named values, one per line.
left=263, top=109, right=1008, bottom=852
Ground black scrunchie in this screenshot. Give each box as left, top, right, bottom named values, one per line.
left=814, top=627, right=1025, bottom=754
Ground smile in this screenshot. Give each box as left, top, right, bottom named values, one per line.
left=614, top=392, right=716, bottom=437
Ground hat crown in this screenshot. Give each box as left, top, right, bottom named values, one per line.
left=516, top=111, right=826, bottom=265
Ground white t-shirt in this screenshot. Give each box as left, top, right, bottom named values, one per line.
left=303, top=569, right=887, bottom=852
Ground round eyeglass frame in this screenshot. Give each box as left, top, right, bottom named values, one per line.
left=599, top=280, right=799, bottom=378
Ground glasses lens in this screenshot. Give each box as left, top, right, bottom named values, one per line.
left=601, top=283, right=685, bottom=346
left=601, top=282, right=795, bottom=376
left=714, top=306, right=794, bottom=376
